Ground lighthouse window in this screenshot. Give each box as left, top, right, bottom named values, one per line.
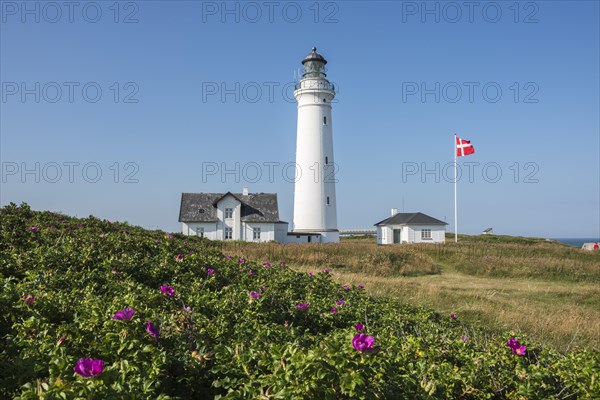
left=323, top=116, right=327, bottom=125
left=325, top=156, right=329, bottom=164
left=326, top=196, right=330, bottom=205
left=323, top=98, right=326, bottom=103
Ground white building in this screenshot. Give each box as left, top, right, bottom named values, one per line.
left=291, top=47, right=339, bottom=243
left=178, top=190, right=288, bottom=242
left=375, top=209, right=447, bottom=245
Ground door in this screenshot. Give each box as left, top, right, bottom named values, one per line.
left=393, top=229, right=401, bottom=244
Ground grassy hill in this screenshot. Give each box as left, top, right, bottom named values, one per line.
left=221, top=234, right=600, bottom=350
left=1, top=203, right=599, bottom=399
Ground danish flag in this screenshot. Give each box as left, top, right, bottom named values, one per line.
left=456, top=136, right=475, bottom=157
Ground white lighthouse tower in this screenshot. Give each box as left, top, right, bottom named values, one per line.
left=292, top=47, right=339, bottom=243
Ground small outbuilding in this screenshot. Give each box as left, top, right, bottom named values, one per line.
left=375, top=210, right=447, bottom=245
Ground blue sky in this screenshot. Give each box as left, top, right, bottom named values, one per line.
left=1, top=0, right=599, bottom=238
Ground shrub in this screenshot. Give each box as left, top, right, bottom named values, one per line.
left=1, top=203, right=598, bottom=399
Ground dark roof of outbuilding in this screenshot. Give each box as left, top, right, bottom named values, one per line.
left=374, top=212, right=448, bottom=226
left=179, top=193, right=283, bottom=223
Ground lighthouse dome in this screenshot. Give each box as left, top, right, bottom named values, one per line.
left=301, top=47, right=327, bottom=65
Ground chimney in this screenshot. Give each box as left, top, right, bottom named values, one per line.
left=242, top=186, right=249, bottom=196
left=391, top=208, right=398, bottom=216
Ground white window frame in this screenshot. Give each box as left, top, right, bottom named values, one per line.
left=225, top=208, right=233, bottom=219
left=253, top=227, right=261, bottom=241
left=197, top=227, right=204, bottom=237
left=225, top=227, right=233, bottom=240
left=421, top=229, right=432, bottom=240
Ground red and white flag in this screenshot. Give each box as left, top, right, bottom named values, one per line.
left=456, top=136, right=475, bottom=157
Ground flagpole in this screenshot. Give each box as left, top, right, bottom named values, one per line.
left=454, top=134, right=458, bottom=243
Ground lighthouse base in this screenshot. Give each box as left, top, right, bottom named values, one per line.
left=285, top=230, right=339, bottom=244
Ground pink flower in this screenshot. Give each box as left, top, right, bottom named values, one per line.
left=336, top=300, right=346, bottom=306
left=160, top=285, right=175, bottom=297
left=225, top=255, right=232, bottom=259
left=296, top=303, right=309, bottom=310
left=22, top=295, right=35, bottom=304
left=279, top=261, right=286, bottom=266
left=73, top=358, right=104, bottom=378
left=206, top=268, right=215, bottom=275
left=250, top=291, right=261, bottom=299
left=450, top=313, right=457, bottom=319
left=247, top=270, right=255, bottom=276
left=322, top=268, right=329, bottom=274
left=175, top=254, right=184, bottom=261
left=22, top=295, right=35, bottom=303
left=506, top=337, right=526, bottom=356
left=262, top=262, right=271, bottom=267
left=259, top=285, right=265, bottom=291
left=28, top=226, right=38, bottom=231
left=238, top=258, right=245, bottom=263
left=308, top=272, right=313, bottom=277
left=352, top=334, right=375, bottom=352
left=514, top=345, right=527, bottom=356
left=182, top=305, right=192, bottom=312
left=460, top=335, right=469, bottom=343
left=146, top=321, right=159, bottom=342
left=343, top=285, right=351, bottom=291
left=112, top=307, right=135, bottom=321
left=357, top=285, right=365, bottom=290
left=331, top=307, right=337, bottom=314
left=166, top=232, right=173, bottom=239
left=354, top=323, right=364, bottom=331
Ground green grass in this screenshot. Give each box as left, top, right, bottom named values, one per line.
left=222, top=235, right=600, bottom=350
left=2, top=204, right=599, bottom=399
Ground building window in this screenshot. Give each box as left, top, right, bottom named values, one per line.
left=421, top=229, right=432, bottom=240
left=326, top=196, right=330, bottom=206
left=225, top=208, right=233, bottom=219
left=225, top=227, right=232, bottom=240
left=323, top=116, right=327, bottom=125
left=197, top=227, right=204, bottom=238
left=253, top=227, right=261, bottom=240
left=325, top=156, right=328, bottom=164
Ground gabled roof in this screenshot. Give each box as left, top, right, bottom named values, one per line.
left=374, top=212, right=448, bottom=226
left=179, top=192, right=283, bottom=223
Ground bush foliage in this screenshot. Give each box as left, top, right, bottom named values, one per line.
left=1, top=203, right=598, bottom=399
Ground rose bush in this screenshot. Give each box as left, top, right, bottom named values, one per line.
left=0, top=203, right=598, bottom=399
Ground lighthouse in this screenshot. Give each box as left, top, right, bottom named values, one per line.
left=292, top=47, right=339, bottom=243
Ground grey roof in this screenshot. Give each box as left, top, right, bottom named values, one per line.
left=179, top=192, right=283, bottom=223
left=302, top=47, right=327, bottom=65
left=374, top=212, right=448, bottom=226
